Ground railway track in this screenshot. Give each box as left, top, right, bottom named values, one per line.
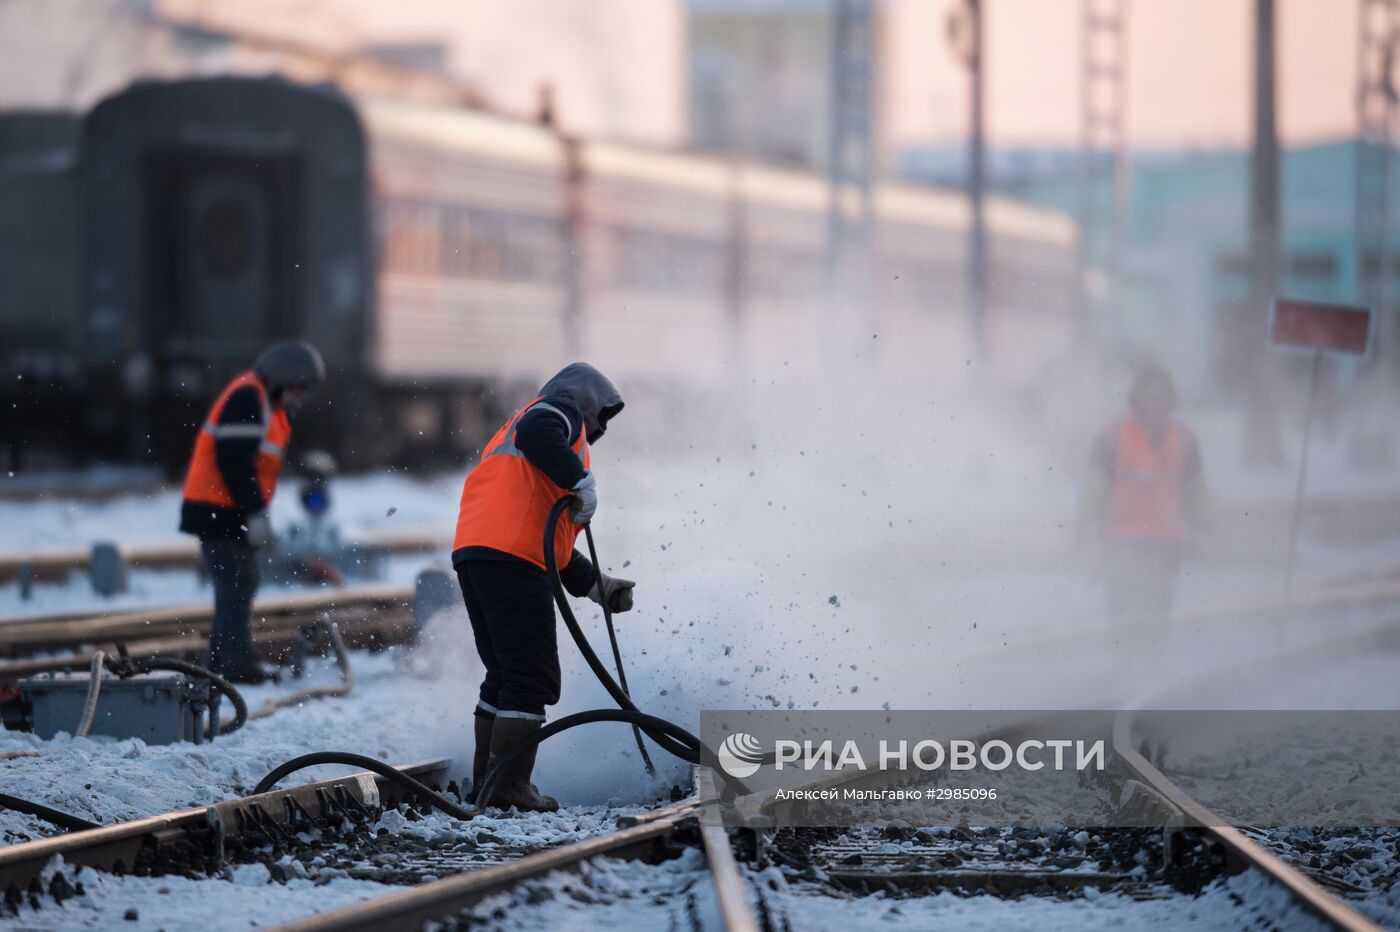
left=0, top=584, right=418, bottom=686
left=0, top=527, right=443, bottom=585
left=2, top=571, right=1398, bottom=927
left=0, top=761, right=761, bottom=931
left=8, top=562, right=1397, bottom=693
left=0, top=715, right=1389, bottom=929
left=0, top=758, right=453, bottom=909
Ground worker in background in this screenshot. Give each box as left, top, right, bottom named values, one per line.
left=179, top=341, right=326, bottom=684
left=453, top=362, right=635, bottom=812
left=1082, top=366, right=1209, bottom=655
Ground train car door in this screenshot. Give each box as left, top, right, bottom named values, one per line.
left=145, top=147, right=302, bottom=467
left=147, top=148, right=301, bottom=361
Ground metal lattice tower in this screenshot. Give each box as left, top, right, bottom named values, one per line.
left=826, top=0, right=875, bottom=295
left=1078, top=0, right=1128, bottom=331
left=1357, top=0, right=1399, bottom=354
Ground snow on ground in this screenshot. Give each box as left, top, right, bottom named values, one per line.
left=2, top=374, right=1399, bottom=927
left=5, top=863, right=401, bottom=931
left=756, top=865, right=1328, bottom=932
left=0, top=470, right=457, bottom=553
left=5, top=376, right=1400, bottom=831
left=441, top=851, right=1327, bottom=932
left=443, top=847, right=724, bottom=931
left=1, top=804, right=662, bottom=931
left=0, top=636, right=679, bottom=844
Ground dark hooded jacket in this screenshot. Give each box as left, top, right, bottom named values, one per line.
left=514, top=362, right=624, bottom=489
left=452, top=363, right=623, bottom=595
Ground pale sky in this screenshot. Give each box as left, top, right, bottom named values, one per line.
left=888, top=0, right=1360, bottom=149
left=152, top=0, right=1364, bottom=150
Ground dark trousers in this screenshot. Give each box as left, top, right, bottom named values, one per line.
left=456, top=557, right=560, bottom=720
left=200, top=537, right=260, bottom=678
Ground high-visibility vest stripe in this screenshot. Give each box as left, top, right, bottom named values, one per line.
left=453, top=396, right=589, bottom=570
left=181, top=371, right=291, bottom=511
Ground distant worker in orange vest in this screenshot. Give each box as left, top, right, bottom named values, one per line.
left=180, top=342, right=326, bottom=683
left=453, top=363, right=633, bottom=812
left=1082, top=366, right=1209, bottom=644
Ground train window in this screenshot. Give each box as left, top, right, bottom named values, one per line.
left=607, top=225, right=726, bottom=296
left=201, top=197, right=253, bottom=276
left=381, top=198, right=441, bottom=276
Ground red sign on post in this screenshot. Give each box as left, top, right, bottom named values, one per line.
left=1270, top=297, right=1372, bottom=355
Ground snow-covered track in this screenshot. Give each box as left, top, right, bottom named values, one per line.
left=0, top=758, right=451, bottom=914
left=0, top=527, right=444, bottom=585
left=715, top=705, right=1384, bottom=931
left=266, top=795, right=764, bottom=932
left=1112, top=712, right=1382, bottom=931
left=0, top=584, right=417, bottom=684
left=269, top=798, right=698, bottom=931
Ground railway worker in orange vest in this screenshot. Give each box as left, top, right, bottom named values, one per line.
left=179, top=341, right=326, bottom=684
left=1082, top=366, right=1209, bottom=644
left=453, top=362, right=634, bottom=813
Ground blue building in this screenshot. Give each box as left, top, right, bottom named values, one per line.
left=902, top=139, right=1394, bottom=393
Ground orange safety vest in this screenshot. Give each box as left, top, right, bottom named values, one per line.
left=181, top=371, right=290, bottom=510
left=1105, top=415, right=1187, bottom=542
left=454, top=397, right=589, bottom=570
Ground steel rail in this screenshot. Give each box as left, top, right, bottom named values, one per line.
left=0, top=614, right=388, bottom=685
left=1111, top=713, right=1381, bottom=932
left=268, top=779, right=766, bottom=932
left=720, top=696, right=1381, bottom=932
left=0, top=759, right=452, bottom=896
left=0, top=584, right=416, bottom=671
left=700, top=823, right=762, bottom=932
left=268, top=798, right=705, bottom=932
left=0, top=528, right=444, bottom=585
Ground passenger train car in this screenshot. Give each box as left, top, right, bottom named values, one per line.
left=2, top=76, right=1078, bottom=469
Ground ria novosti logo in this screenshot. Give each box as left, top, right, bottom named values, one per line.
left=718, top=732, right=765, bottom=778
left=713, top=732, right=1107, bottom=777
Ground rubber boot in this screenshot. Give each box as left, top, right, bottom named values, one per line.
left=483, top=717, right=559, bottom=813
left=466, top=713, right=493, bottom=805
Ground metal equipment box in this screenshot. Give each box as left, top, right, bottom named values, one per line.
left=20, top=671, right=213, bottom=744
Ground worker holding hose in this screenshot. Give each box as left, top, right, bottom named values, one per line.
left=452, top=362, right=635, bottom=812
left=1081, top=366, right=1209, bottom=658
left=179, top=341, right=326, bottom=684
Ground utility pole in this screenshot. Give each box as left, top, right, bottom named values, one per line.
left=1357, top=0, right=1399, bottom=376
left=1246, top=0, right=1284, bottom=465
left=826, top=0, right=875, bottom=314
left=1077, top=0, right=1128, bottom=341
left=948, top=0, right=987, bottom=364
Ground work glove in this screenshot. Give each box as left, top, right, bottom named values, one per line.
left=588, top=571, right=636, bottom=613
left=570, top=471, right=598, bottom=524
left=243, top=510, right=275, bottom=549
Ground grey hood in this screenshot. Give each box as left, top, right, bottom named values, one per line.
left=539, top=362, right=623, bottom=443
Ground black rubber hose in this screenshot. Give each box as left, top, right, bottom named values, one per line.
left=543, top=497, right=699, bottom=764
left=124, top=657, right=249, bottom=736
left=581, top=522, right=656, bottom=776
left=0, top=793, right=100, bottom=832
left=474, top=709, right=720, bottom=811
left=251, top=499, right=761, bottom=815
left=251, top=751, right=475, bottom=819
